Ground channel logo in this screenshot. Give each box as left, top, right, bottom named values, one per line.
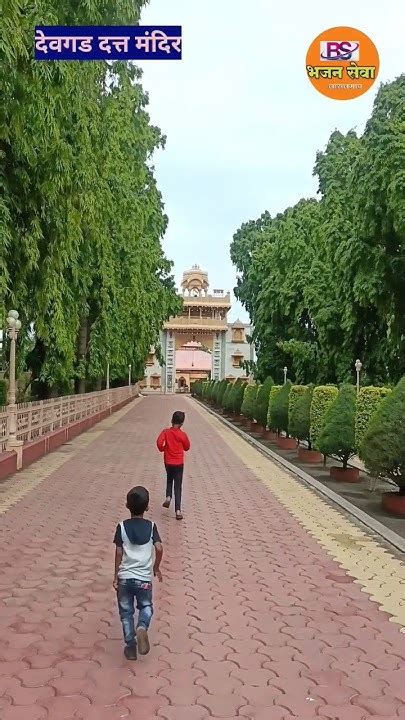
left=320, top=40, right=360, bottom=62
left=306, top=26, right=379, bottom=101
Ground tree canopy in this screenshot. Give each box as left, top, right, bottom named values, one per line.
left=0, top=0, right=181, bottom=396
left=230, top=76, right=405, bottom=386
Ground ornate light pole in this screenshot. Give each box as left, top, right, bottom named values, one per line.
left=6, top=310, right=23, bottom=468
left=283, top=366, right=288, bottom=384
left=355, top=359, right=362, bottom=393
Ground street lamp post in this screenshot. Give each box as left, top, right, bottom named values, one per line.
left=106, top=362, right=111, bottom=412
left=6, top=310, right=23, bottom=469
left=355, top=359, right=362, bottom=393
left=283, top=366, right=288, bottom=384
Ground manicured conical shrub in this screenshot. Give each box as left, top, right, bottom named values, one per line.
left=267, top=385, right=282, bottom=431
left=241, top=384, right=258, bottom=421
left=288, top=385, right=307, bottom=435
left=229, top=378, right=242, bottom=414
left=217, top=379, right=228, bottom=407
left=289, top=385, right=314, bottom=447
left=232, top=379, right=246, bottom=415
left=222, top=382, right=233, bottom=411
left=256, top=376, right=274, bottom=427
left=360, top=377, right=405, bottom=493
left=310, top=385, right=338, bottom=450
left=191, top=379, right=203, bottom=397
left=318, top=384, right=356, bottom=469
left=270, top=381, right=292, bottom=435
left=211, top=380, right=220, bottom=404
left=355, top=386, right=391, bottom=451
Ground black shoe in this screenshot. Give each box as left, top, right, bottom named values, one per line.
left=124, top=644, right=137, bottom=661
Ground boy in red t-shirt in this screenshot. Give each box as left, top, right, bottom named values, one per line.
left=156, top=411, right=190, bottom=521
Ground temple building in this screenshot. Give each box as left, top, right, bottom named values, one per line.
left=142, top=265, right=254, bottom=392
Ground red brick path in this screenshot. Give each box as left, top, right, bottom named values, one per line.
left=0, top=396, right=404, bottom=719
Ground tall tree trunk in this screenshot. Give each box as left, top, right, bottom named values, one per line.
left=76, top=316, right=88, bottom=395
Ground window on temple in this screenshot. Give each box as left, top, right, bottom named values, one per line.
left=232, top=352, right=244, bottom=368
left=232, top=328, right=244, bottom=342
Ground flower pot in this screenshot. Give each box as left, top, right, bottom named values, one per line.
left=382, top=491, right=405, bottom=517
left=277, top=436, right=297, bottom=450
left=264, top=430, right=278, bottom=442
left=298, top=447, right=323, bottom=464
left=330, top=466, right=360, bottom=483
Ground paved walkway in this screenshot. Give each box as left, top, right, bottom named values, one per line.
left=0, top=396, right=404, bottom=720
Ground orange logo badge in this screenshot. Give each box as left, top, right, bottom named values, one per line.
left=306, top=26, right=379, bottom=100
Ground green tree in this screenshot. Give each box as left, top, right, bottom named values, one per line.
left=255, top=376, right=273, bottom=427
left=0, top=0, right=180, bottom=396
left=267, top=385, right=281, bottom=431
left=288, top=385, right=307, bottom=426
left=360, top=377, right=405, bottom=493
left=270, top=381, right=292, bottom=435
left=211, top=380, right=221, bottom=404
left=351, top=77, right=405, bottom=380
left=241, top=384, right=258, bottom=421
left=310, top=385, right=338, bottom=450
left=318, top=385, right=357, bottom=469
left=222, top=382, right=233, bottom=411
left=230, top=80, right=405, bottom=387
left=217, top=379, right=228, bottom=406
left=230, top=378, right=245, bottom=415
left=289, top=385, right=314, bottom=447
left=355, top=386, right=391, bottom=451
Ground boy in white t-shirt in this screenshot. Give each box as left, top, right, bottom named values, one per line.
left=113, top=486, right=163, bottom=660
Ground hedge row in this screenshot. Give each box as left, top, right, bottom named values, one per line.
left=193, top=377, right=248, bottom=415
left=193, top=376, right=404, bottom=492
left=193, top=380, right=391, bottom=452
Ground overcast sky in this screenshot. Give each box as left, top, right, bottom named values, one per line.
left=139, top=1, right=404, bottom=321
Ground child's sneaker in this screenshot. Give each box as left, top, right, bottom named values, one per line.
left=124, top=644, right=137, bottom=661
left=136, top=627, right=150, bottom=655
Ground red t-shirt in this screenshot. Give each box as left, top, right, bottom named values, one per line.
left=156, top=427, right=190, bottom=466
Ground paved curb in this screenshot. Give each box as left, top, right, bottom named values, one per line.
left=192, top=399, right=405, bottom=554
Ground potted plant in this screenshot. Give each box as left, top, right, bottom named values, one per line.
left=215, top=379, right=228, bottom=411
left=310, top=385, right=338, bottom=460
left=266, top=385, right=282, bottom=441
left=355, top=386, right=391, bottom=451
left=222, top=382, right=233, bottom=416
left=231, top=378, right=245, bottom=420
left=289, top=385, right=322, bottom=463
left=272, top=381, right=296, bottom=450
left=255, top=376, right=274, bottom=436
left=241, top=384, right=259, bottom=430
left=360, top=377, right=405, bottom=516
left=318, top=384, right=359, bottom=482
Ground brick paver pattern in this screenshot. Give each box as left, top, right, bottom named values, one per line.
left=0, top=396, right=404, bottom=720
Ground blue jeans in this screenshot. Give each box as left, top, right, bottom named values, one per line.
left=117, top=579, right=153, bottom=647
